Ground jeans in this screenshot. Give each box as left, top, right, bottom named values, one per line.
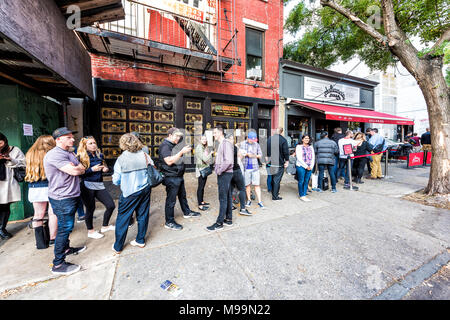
left=48, top=196, right=80, bottom=266
left=296, top=166, right=312, bottom=197
left=334, top=155, right=345, bottom=179
left=77, top=199, right=85, bottom=219
left=270, top=166, right=284, bottom=198
left=197, top=175, right=208, bottom=205
left=164, top=176, right=190, bottom=223
left=339, top=158, right=354, bottom=184
left=318, top=164, right=336, bottom=190
left=266, top=165, right=272, bottom=192
left=81, top=184, right=116, bottom=229
left=113, top=186, right=151, bottom=251
left=231, top=169, right=246, bottom=210
left=217, top=172, right=233, bottom=224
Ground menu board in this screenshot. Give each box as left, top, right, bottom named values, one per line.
left=186, top=101, right=202, bottom=110
left=102, top=134, right=122, bottom=146
left=101, top=121, right=126, bottom=133
left=154, top=111, right=174, bottom=122
left=102, top=108, right=126, bottom=120
left=211, top=103, right=249, bottom=118
left=185, top=113, right=203, bottom=123
left=154, top=123, right=173, bottom=134
left=129, top=109, right=151, bottom=121
left=129, top=122, right=152, bottom=134
left=103, top=147, right=122, bottom=159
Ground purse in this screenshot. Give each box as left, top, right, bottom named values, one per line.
left=145, top=154, right=163, bottom=188
left=200, top=166, right=213, bottom=178
left=13, top=166, right=26, bottom=183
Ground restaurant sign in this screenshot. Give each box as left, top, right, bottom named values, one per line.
left=211, top=103, right=249, bottom=119
left=304, top=77, right=360, bottom=106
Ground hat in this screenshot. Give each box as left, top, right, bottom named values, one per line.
left=248, top=131, right=258, bottom=142
left=167, top=127, right=183, bottom=136
left=52, top=127, right=73, bottom=139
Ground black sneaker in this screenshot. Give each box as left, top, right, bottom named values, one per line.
left=206, top=222, right=223, bottom=232
left=65, top=246, right=87, bottom=256
left=51, top=262, right=81, bottom=275
left=223, top=219, right=233, bottom=227
left=183, top=211, right=201, bottom=219
left=232, top=206, right=237, bottom=211
left=49, top=239, right=55, bottom=246
left=239, top=209, right=252, bottom=216
left=128, top=217, right=135, bottom=228
left=76, top=216, right=85, bottom=223
left=272, top=196, right=283, bottom=200
left=343, top=184, right=351, bottom=189
left=165, top=221, right=183, bottom=231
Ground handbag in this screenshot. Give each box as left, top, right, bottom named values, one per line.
left=13, top=166, right=26, bottom=183
left=145, top=154, right=163, bottom=188
left=200, top=165, right=213, bottom=178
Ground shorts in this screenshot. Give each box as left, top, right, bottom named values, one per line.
left=244, top=169, right=260, bottom=186
left=28, top=187, right=49, bottom=203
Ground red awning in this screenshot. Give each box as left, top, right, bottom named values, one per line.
left=291, top=100, right=414, bottom=125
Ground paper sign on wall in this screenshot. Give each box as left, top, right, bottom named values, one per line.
left=23, top=124, right=33, bottom=136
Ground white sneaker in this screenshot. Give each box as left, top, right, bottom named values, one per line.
left=101, top=225, right=115, bottom=233
left=301, top=197, right=312, bottom=202
left=88, top=231, right=104, bottom=239
left=130, top=240, right=145, bottom=248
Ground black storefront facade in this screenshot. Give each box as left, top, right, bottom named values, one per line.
left=86, top=78, right=275, bottom=167
left=280, top=59, right=379, bottom=146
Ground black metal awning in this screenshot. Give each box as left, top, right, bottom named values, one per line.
left=75, top=26, right=236, bottom=74
left=55, top=0, right=125, bottom=26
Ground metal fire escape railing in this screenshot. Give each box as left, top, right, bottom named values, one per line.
left=95, top=0, right=239, bottom=76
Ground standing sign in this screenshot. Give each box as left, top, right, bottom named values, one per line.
left=343, top=144, right=353, bottom=156
left=407, top=152, right=424, bottom=168
left=23, top=124, right=33, bottom=136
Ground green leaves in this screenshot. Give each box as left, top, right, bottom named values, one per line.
left=284, top=0, right=450, bottom=71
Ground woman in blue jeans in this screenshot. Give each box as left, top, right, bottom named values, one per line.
left=112, top=133, right=153, bottom=253
left=295, top=135, right=315, bottom=202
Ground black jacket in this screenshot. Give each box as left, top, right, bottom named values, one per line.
left=267, top=134, right=289, bottom=167
left=314, top=137, right=339, bottom=165
left=421, top=132, right=431, bottom=145
left=354, top=141, right=373, bottom=156
left=331, top=133, right=345, bottom=145
left=82, top=152, right=104, bottom=182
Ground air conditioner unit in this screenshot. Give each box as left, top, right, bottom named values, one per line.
left=247, top=68, right=262, bottom=80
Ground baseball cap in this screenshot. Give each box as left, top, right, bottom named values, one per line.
left=248, top=131, right=258, bottom=141
left=52, top=127, right=73, bottom=139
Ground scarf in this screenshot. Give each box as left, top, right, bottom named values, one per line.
left=302, top=145, right=313, bottom=166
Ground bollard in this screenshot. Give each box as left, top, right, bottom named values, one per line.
left=384, top=150, right=392, bottom=179
left=347, top=156, right=358, bottom=191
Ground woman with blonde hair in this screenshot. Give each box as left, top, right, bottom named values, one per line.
left=112, top=133, right=153, bottom=253
left=25, top=135, right=58, bottom=248
left=77, top=136, right=115, bottom=239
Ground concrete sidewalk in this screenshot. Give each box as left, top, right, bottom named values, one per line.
left=0, top=163, right=449, bottom=299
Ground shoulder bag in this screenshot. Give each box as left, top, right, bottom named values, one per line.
left=145, top=154, right=163, bottom=188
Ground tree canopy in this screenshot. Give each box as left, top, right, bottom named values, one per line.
left=283, top=0, right=450, bottom=81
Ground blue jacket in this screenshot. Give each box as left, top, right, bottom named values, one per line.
left=82, top=152, right=105, bottom=182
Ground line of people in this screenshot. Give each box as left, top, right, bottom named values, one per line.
left=0, top=124, right=387, bottom=276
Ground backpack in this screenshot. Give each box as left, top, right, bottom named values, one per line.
left=373, top=139, right=385, bottom=153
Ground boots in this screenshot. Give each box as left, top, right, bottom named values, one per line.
left=0, top=208, right=12, bottom=240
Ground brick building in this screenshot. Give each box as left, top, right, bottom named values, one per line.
left=76, top=0, right=284, bottom=164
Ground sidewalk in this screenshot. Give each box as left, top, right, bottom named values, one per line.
left=0, top=163, right=449, bottom=299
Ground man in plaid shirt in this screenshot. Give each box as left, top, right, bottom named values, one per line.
left=239, top=131, right=266, bottom=209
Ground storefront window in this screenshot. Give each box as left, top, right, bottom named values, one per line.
left=348, top=122, right=362, bottom=132
left=287, top=116, right=309, bottom=148
left=246, top=27, right=264, bottom=81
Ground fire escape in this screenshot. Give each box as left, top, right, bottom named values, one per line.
left=75, top=0, right=240, bottom=79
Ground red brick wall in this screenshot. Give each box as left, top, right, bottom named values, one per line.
left=91, top=0, right=283, bottom=127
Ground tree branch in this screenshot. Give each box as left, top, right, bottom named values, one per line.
left=426, top=28, right=450, bottom=57
left=319, top=0, right=387, bottom=46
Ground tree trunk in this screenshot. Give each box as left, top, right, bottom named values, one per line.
left=415, top=63, right=450, bottom=195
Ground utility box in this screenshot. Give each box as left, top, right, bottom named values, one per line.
left=0, top=85, right=61, bottom=221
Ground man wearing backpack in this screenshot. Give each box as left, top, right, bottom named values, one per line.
left=368, top=128, right=386, bottom=179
